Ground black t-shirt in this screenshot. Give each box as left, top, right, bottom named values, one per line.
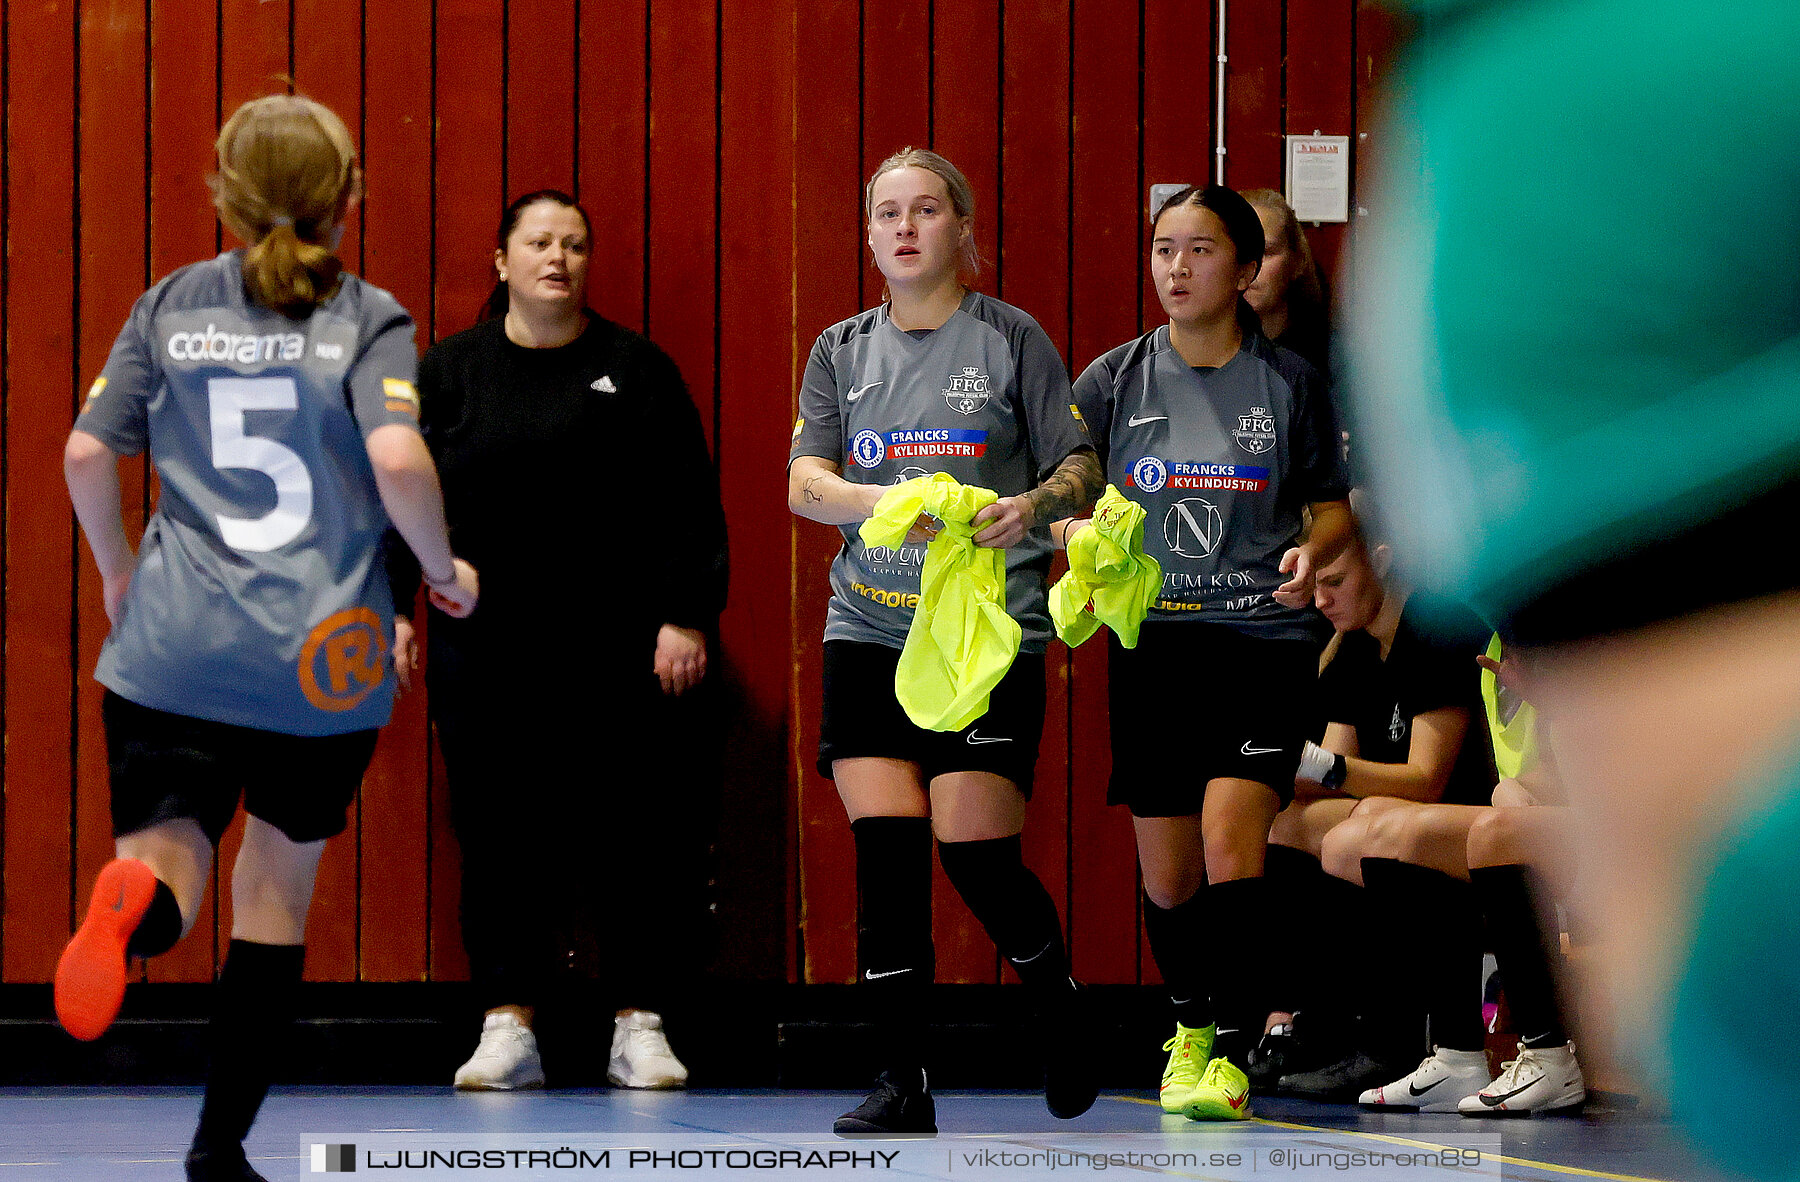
left=1317, top=598, right=1494, bottom=805
left=396, top=314, right=728, bottom=666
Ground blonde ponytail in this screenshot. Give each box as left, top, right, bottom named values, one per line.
left=209, top=95, right=361, bottom=318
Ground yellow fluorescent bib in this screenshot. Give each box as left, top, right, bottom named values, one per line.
left=1049, top=485, right=1162, bottom=649
left=859, top=473, right=1023, bottom=731
left=1481, top=633, right=1538, bottom=781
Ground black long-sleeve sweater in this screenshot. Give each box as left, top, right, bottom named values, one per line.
left=393, top=313, right=728, bottom=669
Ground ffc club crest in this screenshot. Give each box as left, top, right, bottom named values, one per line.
left=943, top=366, right=991, bottom=415
left=1232, top=406, right=1276, bottom=455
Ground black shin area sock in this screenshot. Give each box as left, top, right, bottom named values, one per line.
left=1203, top=877, right=1269, bottom=1066
left=936, top=835, right=1071, bottom=993
left=1262, top=845, right=1329, bottom=1018
left=1361, top=858, right=1485, bottom=1052
left=126, top=880, right=184, bottom=960
left=192, top=940, right=306, bottom=1152
left=1358, top=858, right=1475, bottom=1058
left=1471, top=864, right=1568, bottom=1046
left=1142, top=889, right=1214, bottom=1029
left=851, top=817, right=935, bottom=1089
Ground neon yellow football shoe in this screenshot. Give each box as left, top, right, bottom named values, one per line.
left=1159, top=1023, right=1215, bottom=1114
left=1185, top=1056, right=1252, bottom=1121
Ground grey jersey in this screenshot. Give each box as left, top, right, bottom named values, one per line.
left=791, top=292, right=1090, bottom=653
left=1073, top=327, right=1347, bottom=640
left=75, top=251, right=423, bottom=735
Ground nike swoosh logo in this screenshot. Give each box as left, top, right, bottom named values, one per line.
left=1477, top=1081, right=1536, bottom=1107
left=1240, top=741, right=1282, bottom=755
left=1408, top=1078, right=1445, bottom=1097
left=864, top=968, right=912, bottom=981
left=966, top=731, right=1013, bottom=745
left=1127, top=413, right=1167, bottom=427
left=110, top=889, right=127, bottom=913
left=847, top=381, right=883, bottom=402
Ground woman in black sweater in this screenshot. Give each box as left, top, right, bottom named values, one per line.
left=396, top=190, right=728, bottom=1092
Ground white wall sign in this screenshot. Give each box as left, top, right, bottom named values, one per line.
left=1285, top=135, right=1351, bottom=223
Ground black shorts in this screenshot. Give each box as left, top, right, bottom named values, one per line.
left=1106, top=621, right=1323, bottom=816
left=818, top=640, right=1046, bottom=793
left=103, top=690, right=378, bottom=845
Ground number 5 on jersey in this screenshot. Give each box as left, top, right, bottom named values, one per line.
left=209, top=377, right=313, bottom=553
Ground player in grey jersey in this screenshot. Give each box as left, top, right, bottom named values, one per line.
left=55, top=96, right=476, bottom=1182
left=1058, top=186, right=1352, bottom=1121
left=788, top=148, right=1103, bottom=1136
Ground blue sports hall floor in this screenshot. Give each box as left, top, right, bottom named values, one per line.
left=0, top=1086, right=1737, bottom=1181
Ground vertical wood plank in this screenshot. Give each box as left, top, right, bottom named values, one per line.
left=577, top=0, right=648, bottom=333
left=143, top=0, right=222, bottom=983
left=357, top=0, right=436, bottom=983
left=716, top=0, right=797, bottom=984
left=220, top=0, right=293, bottom=113
left=2, top=0, right=78, bottom=985
left=930, top=0, right=999, bottom=296
left=427, top=727, right=469, bottom=980
left=792, top=0, right=863, bottom=987
left=505, top=0, right=577, bottom=195
left=73, top=0, right=152, bottom=971
left=1142, top=0, right=1214, bottom=334
left=644, top=0, right=718, bottom=451
left=1069, top=0, right=1147, bottom=985
left=432, top=0, right=505, bottom=342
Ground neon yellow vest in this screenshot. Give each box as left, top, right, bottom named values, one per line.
left=1049, top=485, right=1162, bottom=649
left=1481, top=633, right=1538, bottom=781
left=860, top=473, right=1023, bottom=731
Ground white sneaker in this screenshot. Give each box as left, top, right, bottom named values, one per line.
left=1359, top=1046, right=1493, bottom=1113
left=1459, top=1041, right=1585, bottom=1115
left=608, top=1010, right=689, bottom=1089
left=454, top=1012, right=546, bottom=1090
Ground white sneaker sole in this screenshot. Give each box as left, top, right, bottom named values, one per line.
left=455, top=1073, right=546, bottom=1091
left=607, top=1067, right=687, bottom=1089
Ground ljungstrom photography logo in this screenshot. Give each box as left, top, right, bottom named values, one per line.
left=311, top=1143, right=356, bottom=1172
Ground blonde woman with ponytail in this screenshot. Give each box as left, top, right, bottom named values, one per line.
left=57, top=94, right=477, bottom=1182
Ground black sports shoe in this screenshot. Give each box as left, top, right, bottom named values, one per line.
left=1042, top=981, right=1099, bottom=1119
left=1246, top=1024, right=1300, bottom=1092
left=186, top=1142, right=268, bottom=1182
left=1279, top=1051, right=1405, bottom=1103
left=833, top=1071, right=937, bottom=1137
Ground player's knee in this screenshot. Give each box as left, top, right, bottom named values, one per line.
left=1319, top=819, right=1368, bottom=882
left=1466, top=807, right=1520, bottom=867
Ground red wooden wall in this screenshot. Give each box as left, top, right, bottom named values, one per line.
left=0, top=0, right=1399, bottom=986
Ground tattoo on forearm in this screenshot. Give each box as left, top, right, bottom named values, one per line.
left=1023, top=449, right=1104, bottom=526
left=802, top=475, right=827, bottom=505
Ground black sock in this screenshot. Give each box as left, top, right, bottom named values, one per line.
left=936, top=835, right=1072, bottom=993
left=851, top=817, right=934, bottom=1090
left=1353, top=856, right=1440, bottom=1057
left=1471, top=864, right=1568, bottom=1046
left=1359, top=858, right=1486, bottom=1052
left=192, top=940, right=306, bottom=1152
left=1299, top=869, right=1365, bottom=1057
left=1262, top=845, right=1329, bottom=1018
left=126, top=879, right=184, bottom=959
left=1203, top=877, right=1268, bottom=1067
left=1141, top=889, right=1214, bottom=1029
